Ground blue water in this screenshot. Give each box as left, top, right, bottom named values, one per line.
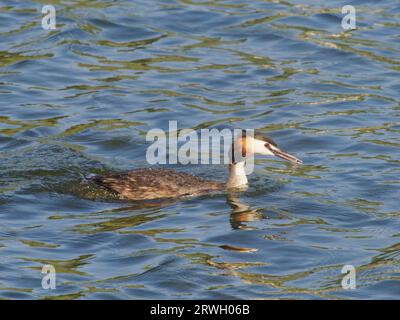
left=0, top=0, right=399, bottom=299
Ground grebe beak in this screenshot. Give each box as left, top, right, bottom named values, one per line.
left=266, top=144, right=302, bottom=165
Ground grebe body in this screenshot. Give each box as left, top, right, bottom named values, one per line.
left=92, top=167, right=224, bottom=200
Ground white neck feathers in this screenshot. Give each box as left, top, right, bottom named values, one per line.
left=227, top=161, right=248, bottom=189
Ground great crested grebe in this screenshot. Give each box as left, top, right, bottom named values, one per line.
left=90, top=131, right=302, bottom=201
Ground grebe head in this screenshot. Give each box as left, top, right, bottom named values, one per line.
left=227, top=131, right=302, bottom=189
left=231, top=131, right=302, bottom=165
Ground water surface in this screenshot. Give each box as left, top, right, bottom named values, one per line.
left=0, top=0, right=400, bottom=299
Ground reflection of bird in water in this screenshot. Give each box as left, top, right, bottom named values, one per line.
left=227, top=193, right=263, bottom=230
left=89, top=131, right=302, bottom=201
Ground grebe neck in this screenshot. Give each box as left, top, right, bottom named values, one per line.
left=227, top=161, right=248, bottom=189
